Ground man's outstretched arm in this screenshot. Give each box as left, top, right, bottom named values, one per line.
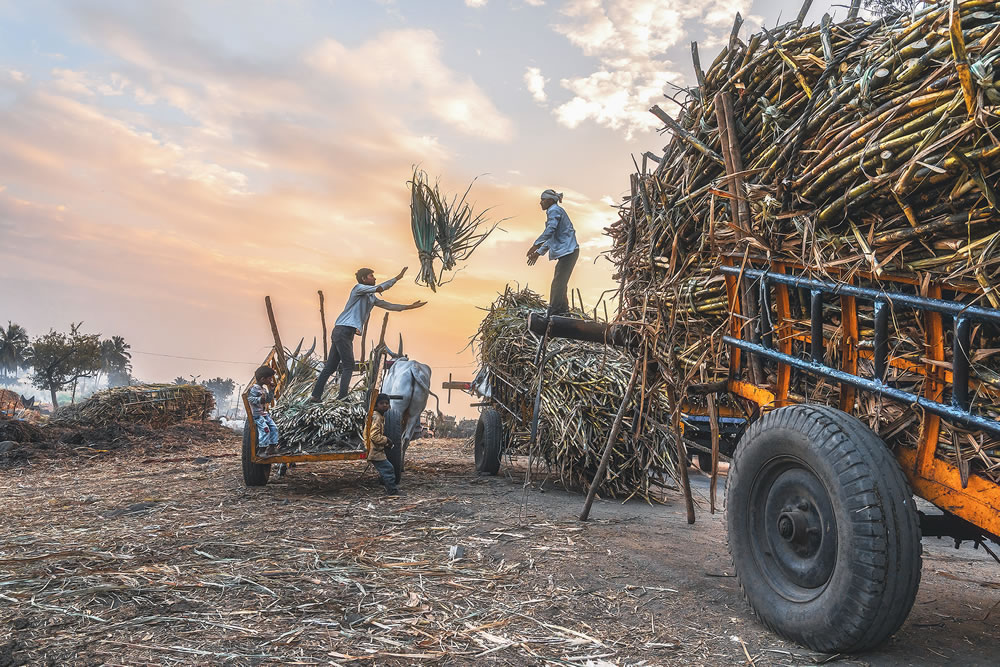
left=375, top=299, right=427, bottom=312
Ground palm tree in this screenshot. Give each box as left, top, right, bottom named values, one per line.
left=100, top=336, right=133, bottom=387
left=0, top=322, right=30, bottom=383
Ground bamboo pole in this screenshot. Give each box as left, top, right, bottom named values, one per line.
left=265, top=296, right=288, bottom=374
left=580, top=359, right=641, bottom=522
left=318, top=290, right=328, bottom=359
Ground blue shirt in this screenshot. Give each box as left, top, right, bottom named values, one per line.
left=534, top=204, right=579, bottom=260
left=334, top=277, right=406, bottom=332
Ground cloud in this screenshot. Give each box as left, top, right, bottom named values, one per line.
left=549, top=0, right=755, bottom=137
left=307, top=29, right=513, bottom=142
left=465, top=0, right=488, bottom=6
left=524, top=66, right=548, bottom=103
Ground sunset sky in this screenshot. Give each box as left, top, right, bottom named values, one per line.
left=0, top=0, right=844, bottom=416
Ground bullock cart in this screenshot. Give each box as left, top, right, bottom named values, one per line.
left=240, top=314, right=409, bottom=486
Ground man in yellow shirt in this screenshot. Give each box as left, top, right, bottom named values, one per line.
left=366, top=393, right=399, bottom=495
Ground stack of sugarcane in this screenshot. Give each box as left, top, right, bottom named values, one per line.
left=269, top=354, right=368, bottom=453
left=51, top=385, right=214, bottom=428
left=608, top=0, right=1000, bottom=481
left=475, top=287, right=679, bottom=499
left=409, top=168, right=502, bottom=291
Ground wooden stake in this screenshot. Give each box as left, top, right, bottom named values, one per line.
left=264, top=296, right=288, bottom=375
left=580, top=359, right=641, bottom=522
left=707, top=392, right=721, bottom=514
left=318, top=290, right=328, bottom=359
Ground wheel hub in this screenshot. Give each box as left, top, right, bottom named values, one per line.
left=749, top=458, right=838, bottom=602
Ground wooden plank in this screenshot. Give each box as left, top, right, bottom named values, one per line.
left=898, top=447, right=1000, bottom=538
left=917, top=284, right=945, bottom=477
left=839, top=281, right=859, bottom=413
left=252, top=451, right=367, bottom=464
left=773, top=262, right=793, bottom=407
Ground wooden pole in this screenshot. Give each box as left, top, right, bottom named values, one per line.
left=580, top=359, right=641, bottom=522
left=715, top=90, right=763, bottom=386
left=707, top=392, right=721, bottom=514
left=264, top=296, right=288, bottom=374
left=318, top=290, right=328, bottom=359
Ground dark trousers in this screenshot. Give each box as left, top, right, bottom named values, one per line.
left=371, top=459, right=397, bottom=491
left=549, top=248, right=579, bottom=315
left=312, top=325, right=356, bottom=400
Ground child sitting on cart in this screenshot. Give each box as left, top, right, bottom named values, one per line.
left=249, top=366, right=279, bottom=457
left=366, top=393, right=399, bottom=495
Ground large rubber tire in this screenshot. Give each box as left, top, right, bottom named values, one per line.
left=474, top=408, right=503, bottom=475
left=697, top=453, right=714, bottom=473
left=241, top=421, right=271, bottom=487
left=727, top=404, right=921, bottom=653
left=384, top=408, right=405, bottom=485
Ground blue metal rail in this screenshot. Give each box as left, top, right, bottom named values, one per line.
left=718, top=265, right=1000, bottom=438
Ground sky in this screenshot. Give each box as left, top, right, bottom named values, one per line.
left=0, top=0, right=847, bottom=417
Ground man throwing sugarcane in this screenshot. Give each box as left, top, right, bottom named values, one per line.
left=310, top=267, right=426, bottom=402
left=526, top=189, right=580, bottom=316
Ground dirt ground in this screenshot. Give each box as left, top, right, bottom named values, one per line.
left=1, top=425, right=999, bottom=666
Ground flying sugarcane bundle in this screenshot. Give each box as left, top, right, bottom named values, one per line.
left=51, top=384, right=214, bottom=428
left=608, top=0, right=1000, bottom=481
left=409, top=168, right=502, bottom=291
left=474, top=287, right=679, bottom=499
left=269, top=352, right=368, bottom=453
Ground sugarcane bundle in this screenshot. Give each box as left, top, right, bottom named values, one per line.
left=474, top=287, right=679, bottom=499
left=409, top=168, right=503, bottom=291
left=608, top=0, right=1000, bottom=481
left=269, top=357, right=368, bottom=453
left=51, top=384, right=214, bottom=428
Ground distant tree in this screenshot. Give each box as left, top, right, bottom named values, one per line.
left=201, top=377, right=236, bottom=414
left=174, top=376, right=188, bottom=385
left=100, top=335, right=133, bottom=387
left=28, top=323, right=102, bottom=409
left=0, top=322, right=30, bottom=385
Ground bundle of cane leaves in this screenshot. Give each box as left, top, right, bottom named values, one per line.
left=270, top=356, right=368, bottom=453
left=409, top=167, right=503, bottom=291
left=51, top=385, right=214, bottom=428
left=474, top=286, right=679, bottom=499
left=607, top=0, right=1000, bottom=482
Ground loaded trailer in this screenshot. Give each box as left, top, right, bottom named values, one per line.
left=240, top=315, right=406, bottom=487
left=448, top=265, right=1000, bottom=653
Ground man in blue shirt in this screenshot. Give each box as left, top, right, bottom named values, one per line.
left=526, top=189, right=580, bottom=316
left=310, top=266, right=426, bottom=401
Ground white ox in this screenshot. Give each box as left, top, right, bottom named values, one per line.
left=381, top=357, right=434, bottom=451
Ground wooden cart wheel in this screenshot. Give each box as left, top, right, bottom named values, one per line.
left=241, top=421, right=271, bottom=487
left=385, top=408, right=405, bottom=484
left=727, top=404, right=921, bottom=653
left=474, top=408, right=503, bottom=475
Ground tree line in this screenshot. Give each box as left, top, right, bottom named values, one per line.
left=1, top=321, right=237, bottom=412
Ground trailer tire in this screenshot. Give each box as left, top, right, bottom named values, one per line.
left=385, top=408, right=405, bottom=485
left=475, top=408, right=503, bottom=475
left=241, top=421, right=271, bottom=487
left=727, top=404, right=921, bottom=653
left=697, top=453, right=714, bottom=473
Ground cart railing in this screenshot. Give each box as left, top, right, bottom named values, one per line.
left=719, top=263, right=1000, bottom=539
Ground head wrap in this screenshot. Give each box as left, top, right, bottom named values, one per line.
left=540, top=189, right=563, bottom=203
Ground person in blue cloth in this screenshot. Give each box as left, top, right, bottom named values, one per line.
left=526, top=189, right=580, bottom=316
left=248, top=365, right=279, bottom=456
left=310, top=266, right=426, bottom=402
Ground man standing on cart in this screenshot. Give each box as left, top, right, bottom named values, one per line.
left=526, top=189, right=579, bottom=316
left=310, top=266, right=426, bottom=402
